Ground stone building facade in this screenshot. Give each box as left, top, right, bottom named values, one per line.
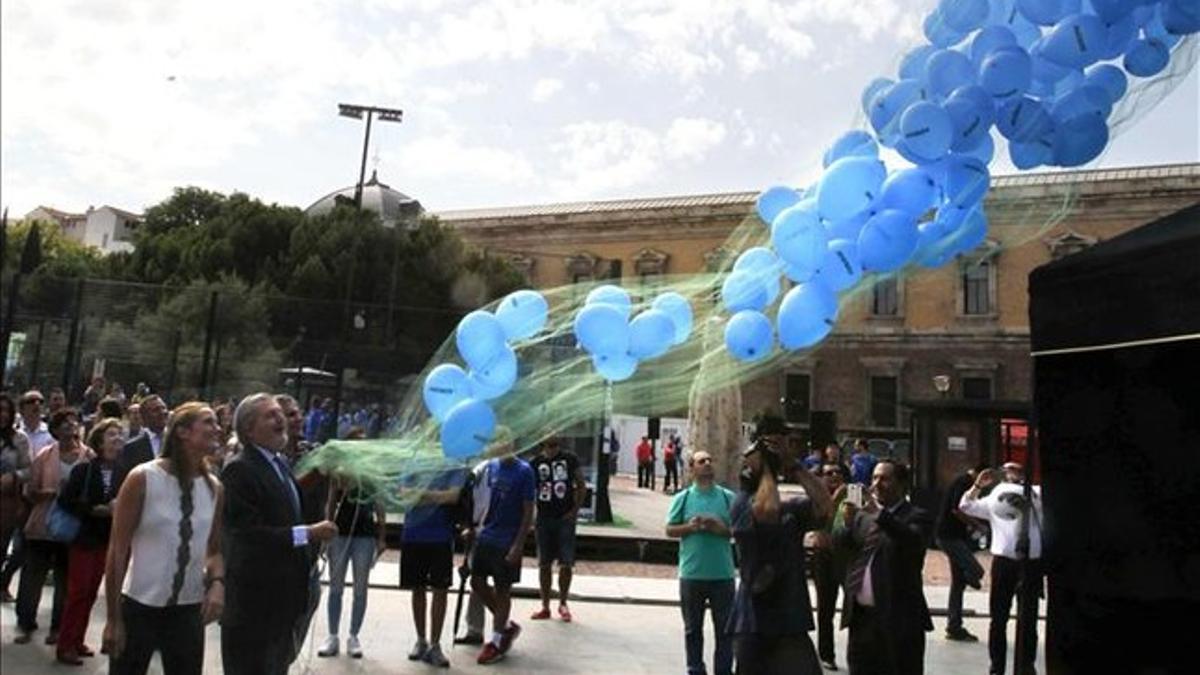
left=438, top=163, right=1200, bottom=452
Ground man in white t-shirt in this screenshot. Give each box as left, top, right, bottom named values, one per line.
left=959, top=463, right=1043, bottom=675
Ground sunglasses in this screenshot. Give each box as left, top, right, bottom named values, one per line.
left=22, top=399, right=44, bottom=405
left=694, top=457, right=713, bottom=465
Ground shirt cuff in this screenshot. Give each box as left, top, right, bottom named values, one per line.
left=292, top=525, right=309, bottom=547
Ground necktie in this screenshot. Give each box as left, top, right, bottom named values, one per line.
left=846, top=516, right=883, bottom=598
left=272, top=454, right=302, bottom=518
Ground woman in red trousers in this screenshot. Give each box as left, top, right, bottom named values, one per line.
left=56, top=417, right=123, bottom=665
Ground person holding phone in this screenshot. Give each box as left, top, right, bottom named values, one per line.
left=666, top=449, right=737, bottom=675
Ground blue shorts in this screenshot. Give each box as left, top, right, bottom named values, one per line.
left=535, top=517, right=577, bottom=567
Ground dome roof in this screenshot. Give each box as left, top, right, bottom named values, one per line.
left=305, top=170, right=423, bottom=227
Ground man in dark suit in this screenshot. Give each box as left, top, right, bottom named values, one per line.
left=836, top=460, right=933, bottom=675
left=220, top=393, right=337, bottom=675
left=114, top=395, right=167, bottom=486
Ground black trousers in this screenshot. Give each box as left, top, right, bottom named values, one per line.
left=109, top=596, right=204, bottom=675
left=15, top=538, right=66, bottom=632
left=989, top=556, right=1043, bottom=675
left=637, top=461, right=654, bottom=489
left=664, top=460, right=679, bottom=492
left=848, top=606, right=925, bottom=675
left=812, top=548, right=843, bottom=663
left=0, top=524, right=26, bottom=591
left=736, top=632, right=822, bottom=675
left=221, top=624, right=295, bottom=675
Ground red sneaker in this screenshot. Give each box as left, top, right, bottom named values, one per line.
left=477, top=642, right=504, bottom=665
left=499, top=621, right=521, bottom=654
left=558, top=604, right=573, bottom=622
left=530, top=607, right=551, bottom=620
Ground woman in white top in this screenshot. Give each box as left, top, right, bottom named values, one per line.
left=103, top=402, right=225, bottom=675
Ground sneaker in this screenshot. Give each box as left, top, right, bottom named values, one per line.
left=13, top=630, right=32, bottom=645
left=317, top=635, right=339, bottom=657
left=347, top=635, right=363, bottom=659
left=498, top=621, right=521, bottom=654
left=530, top=607, right=551, bottom=620
left=946, top=627, right=979, bottom=642
left=408, top=638, right=428, bottom=661
left=558, top=604, right=572, bottom=623
left=477, top=642, right=504, bottom=665
left=423, top=642, right=450, bottom=668
left=454, top=633, right=484, bottom=646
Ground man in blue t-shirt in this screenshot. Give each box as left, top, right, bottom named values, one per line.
left=469, top=436, right=534, bottom=666
left=400, top=465, right=468, bottom=668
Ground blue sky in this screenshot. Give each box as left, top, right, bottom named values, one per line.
left=2, top=0, right=1197, bottom=217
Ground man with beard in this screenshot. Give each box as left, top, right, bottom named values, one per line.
left=959, top=463, right=1044, bottom=675
left=728, top=439, right=831, bottom=675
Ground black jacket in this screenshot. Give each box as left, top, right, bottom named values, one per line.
left=836, top=500, right=934, bottom=665
left=220, top=445, right=311, bottom=639
left=115, top=433, right=154, bottom=488
left=58, top=459, right=118, bottom=549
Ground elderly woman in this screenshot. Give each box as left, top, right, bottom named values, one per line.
left=55, top=418, right=124, bottom=664
left=15, top=408, right=92, bottom=645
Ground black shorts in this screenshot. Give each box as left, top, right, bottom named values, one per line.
left=400, top=541, right=453, bottom=590
left=535, top=518, right=577, bottom=567
left=469, top=542, right=521, bottom=590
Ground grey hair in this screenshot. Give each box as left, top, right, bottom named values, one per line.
left=234, top=392, right=275, bottom=444
left=274, top=394, right=299, bottom=409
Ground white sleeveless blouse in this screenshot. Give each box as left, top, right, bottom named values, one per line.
left=123, top=462, right=217, bottom=607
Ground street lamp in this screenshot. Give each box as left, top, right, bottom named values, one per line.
left=337, top=103, right=404, bottom=209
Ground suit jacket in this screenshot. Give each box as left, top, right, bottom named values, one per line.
left=220, top=445, right=310, bottom=640
left=836, top=500, right=934, bottom=641
left=115, top=433, right=154, bottom=488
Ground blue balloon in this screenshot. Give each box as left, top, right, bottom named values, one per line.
left=592, top=351, right=637, bottom=382
left=1009, top=137, right=1054, bottom=169
left=1052, top=115, right=1109, bottom=167
left=440, top=399, right=496, bottom=459
left=1051, top=85, right=1111, bottom=124
left=628, top=309, right=676, bottom=360
left=1017, top=0, right=1079, bottom=26
left=899, top=101, right=954, bottom=161
left=1089, top=0, right=1137, bottom=24
left=924, top=10, right=968, bottom=48
left=651, top=292, right=694, bottom=345
left=926, top=49, right=976, bottom=99
left=1163, top=0, right=1200, bottom=35
left=824, top=130, right=878, bottom=168
left=783, top=261, right=817, bottom=284
left=724, top=310, right=775, bottom=362
left=1030, top=46, right=1073, bottom=85
left=772, top=204, right=829, bottom=274
left=573, top=304, right=630, bottom=356
left=861, top=77, right=894, bottom=116
left=495, top=289, right=548, bottom=341
left=722, top=270, right=770, bottom=313
left=423, top=364, right=472, bottom=422
left=1040, top=14, right=1107, bottom=68
left=1124, top=38, right=1170, bottom=77
left=1085, top=64, right=1128, bottom=103
left=777, top=282, right=839, bottom=350
left=1100, top=13, right=1138, bottom=60
left=870, top=79, right=926, bottom=145
left=1004, top=11, right=1044, bottom=49
left=879, top=167, right=941, bottom=216
left=1144, top=4, right=1183, bottom=48
left=1053, top=69, right=1086, bottom=98
left=970, top=26, right=1018, bottom=66
left=987, top=0, right=1015, bottom=26
left=813, top=239, right=863, bottom=292
left=947, top=208, right=989, bottom=255
left=900, top=45, right=939, bottom=80
left=912, top=219, right=955, bottom=268
left=858, top=209, right=920, bottom=272
left=824, top=207, right=874, bottom=243
left=938, top=0, right=989, bottom=32
left=732, top=247, right=782, bottom=305
left=943, top=155, right=991, bottom=209
left=996, top=96, right=1054, bottom=142
left=979, top=45, right=1033, bottom=98
left=945, top=85, right=996, bottom=150
left=756, top=185, right=802, bottom=226
left=456, top=311, right=507, bottom=371
left=468, top=346, right=518, bottom=400
left=817, top=156, right=887, bottom=223
left=963, top=131, right=996, bottom=163
left=585, top=284, right=632, bottom=319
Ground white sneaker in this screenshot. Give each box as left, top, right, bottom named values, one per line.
left=424, top=642, right=450, bottom=668
left=347, top=635, right=363, bottom=659
left=317, top=635, right=339, bottom=657
left=407, top=638, right=427, bottom=661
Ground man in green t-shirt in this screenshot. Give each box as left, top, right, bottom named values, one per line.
left=665, top=449, right=736, bottom=675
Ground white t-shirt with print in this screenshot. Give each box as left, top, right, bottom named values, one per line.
left=960, top=482, right=1043, bottom=560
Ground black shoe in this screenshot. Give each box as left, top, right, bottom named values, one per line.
left=454, top=633, right=484, bottom=646
left=946, top=628, right=979, bottom=642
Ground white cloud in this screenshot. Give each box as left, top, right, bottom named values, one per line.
left=401, top=134, right=537, bottom=187
left=734, top=45, right=766, bottom=75
left=531, top=77, right=564, bottom=103
left=665, top=118, right=728, bottom=162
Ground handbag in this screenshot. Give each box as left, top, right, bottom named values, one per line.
left=45, top=461, right=93, bottom=544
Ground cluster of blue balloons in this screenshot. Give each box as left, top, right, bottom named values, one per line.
left=573, top=285, right=694, bottom=382
left=726, top=0, right=1196, bottom=363
left=423, top=289, right=549, bottom=458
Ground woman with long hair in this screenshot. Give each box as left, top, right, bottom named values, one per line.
left=0, top=392, right=32, bottom=602
left=15, top=407, right=91, bottom=645
left=55, top=417, right=124, bottom=664
left=103, top=402, right=225, bottom=675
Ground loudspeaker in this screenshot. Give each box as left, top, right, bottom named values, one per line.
left=647, top=416, right=661, bottom=440
left=810, top=410, right=837, bottom=449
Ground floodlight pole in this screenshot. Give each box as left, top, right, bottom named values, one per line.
left=337, top=103, right=404, bottom=210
